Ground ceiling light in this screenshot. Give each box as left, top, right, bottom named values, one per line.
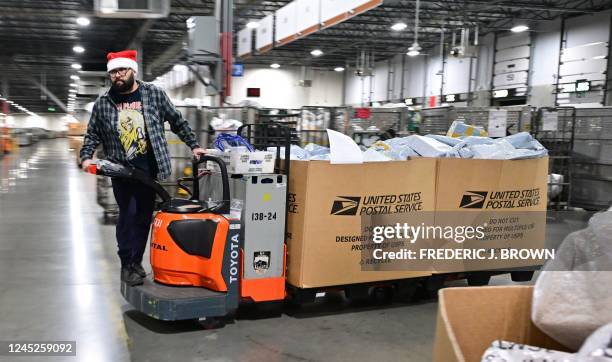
left=70, top=75, right=80, bottom=80
left=69, top=89, right=77, bottom=93
left=186, top=17, right=196, bottom=29
left=391, top=22, right=408, bottom=31
left=73, top=45, right=85, bottom=53
left=69, top=83, right=78, bottom=87
left=7, top=101, right=13, bottom=104
left=246, top=21, right=259, bottom=29
left=511, top=25, right=529, bottom=33
left=76, top=17, right=90, bottom=26
left=408, top=0, right=422, bottom=57
left=71, top=63, right=82, bottom=70
left=310, top=49, right=324, bottom=57
left=270, top=63, right=280, bottom=69
left=334, top=67, right=345, bottom=72
left=407, top=42, right=421, bottom=56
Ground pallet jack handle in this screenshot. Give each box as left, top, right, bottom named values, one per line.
left=87, top=160, right=172, bottom=203
left=191, top=155, right=230, bottom=215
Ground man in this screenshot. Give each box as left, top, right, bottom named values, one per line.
left=80, top=50, right=206, bottom=286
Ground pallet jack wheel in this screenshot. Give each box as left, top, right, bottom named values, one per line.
left=285, top=287, right=316, bottom=306
left=370, top=286, right=393, bottom=304
left=345, top=285, right=370, bottom=302
left=394, top=280, right=419, bottom=302
left=198, top=316, right=228, bottom=330
left=419, top=275, right=446, bottom=299
left=467, top=272, right=492, bottom=286
left=510, top=270, right=534, bottom=282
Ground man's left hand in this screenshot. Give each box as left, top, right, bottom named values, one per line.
left=192, top=147, right=207, bottom=159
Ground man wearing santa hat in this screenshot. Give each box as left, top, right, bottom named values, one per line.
left=80, top=50, right=206, bottom=286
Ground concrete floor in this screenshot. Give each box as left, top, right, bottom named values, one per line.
left=0, top=139, right=588, bottom=362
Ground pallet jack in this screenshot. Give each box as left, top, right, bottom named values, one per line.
left=87, top=154, right=287, bottom=321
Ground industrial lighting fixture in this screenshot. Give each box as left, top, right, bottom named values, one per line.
left=493, top=89, right=510, bottom=98
left=69, top=83, right=78, bottom=87
left=407, top=0, right=421, bottom=56
left=270, top=63, right=280, bottom=69
left=76, top=17, right=90, bottom=26
left=511, top=25, right=529, bottom=33
left=310, top=49, right=324, bottom=57
left=246, top=21, right=259, bottom=29
left=69, top=89, right=77, bottom=93
left=391, top=22, right=408, bottom=31
left=70, top=75, right=80, bottom=80
left=334, top=67, right=345, bottom=72
left=73, top=45, right=85, bottom=53
left=71, top=63, right=82, bottom=70
left=186, top=17, right=196, bottom=29
left=407, top=45, right=421, bottom=57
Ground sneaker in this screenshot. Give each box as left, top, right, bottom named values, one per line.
left=131, top=263, right=146, bottom=278
left=121, top=266, right=144, bottom=286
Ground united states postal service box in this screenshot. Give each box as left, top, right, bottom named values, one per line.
left=286, top=158, right=437, bottom=288
left=433, top=157, right=549, bottom=273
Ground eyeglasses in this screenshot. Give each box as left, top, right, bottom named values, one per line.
left=109, top=68, right=130, bottom=77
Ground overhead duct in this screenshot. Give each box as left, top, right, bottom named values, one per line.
left=94, top=0, right=170, bottom=18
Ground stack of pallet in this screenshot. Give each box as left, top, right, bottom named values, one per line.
left=67, top=123, right=87, bottom=165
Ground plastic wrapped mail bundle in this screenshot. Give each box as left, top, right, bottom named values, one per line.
left=480, top=340, right=574, bottom=362
left=447, top=120, right=488, bottom=138
left=270, top=128, right=548, bottom=162
left=532, top=208, right=612, bottom=350
left=481, top=323, right=612, bottom=362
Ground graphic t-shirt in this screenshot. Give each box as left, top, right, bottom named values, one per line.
left=111, top=88, right=157, bottom=177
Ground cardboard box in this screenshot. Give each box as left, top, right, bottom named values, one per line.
left=433, top=157, right=549, bottom=272
left=286, top=159, right=436, bottom=288
left=67, top=123, right=87, bottom=137
left=68, top=136, right=83, bottom=151
left=206, top=148, right=275, bottom=174
left=433, top=286, right=569, bottom=362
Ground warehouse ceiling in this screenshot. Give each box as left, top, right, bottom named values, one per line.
left=1, top=0, right=612, bottom=113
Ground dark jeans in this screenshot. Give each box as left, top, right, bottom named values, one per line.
left=111, top=178, right=156, bottom=267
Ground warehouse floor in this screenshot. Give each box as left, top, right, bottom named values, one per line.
left=0, top=139, right=585, bottom=362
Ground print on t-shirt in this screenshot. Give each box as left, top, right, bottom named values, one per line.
left=116, top=101, right=146, bottom=160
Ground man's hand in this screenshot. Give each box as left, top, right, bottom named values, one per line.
left=192, top=147, right=206, bottom=159
left=81, top=159, right=93, bottom=172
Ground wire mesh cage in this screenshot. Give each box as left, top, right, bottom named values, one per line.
left=200, top=106, right=257, bottom=147
left=298, top=106, right=350, bottom=146
left=570, top=107, right=612, bottom=210
left=419, top=106, right=533, bottom=136
left=419, top=107, right=454, bottom=135
left=532, top=107, right=576, bottom=210
left=347, top=107, right=411, bottom=146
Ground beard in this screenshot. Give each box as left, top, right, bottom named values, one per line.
left=111, top=73, right=135, bottom=93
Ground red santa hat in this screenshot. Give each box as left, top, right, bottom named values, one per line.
left=107, top=50, right=138, bottom=73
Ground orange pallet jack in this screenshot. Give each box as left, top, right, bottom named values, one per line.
left=87, top=156, right=286, bottom=321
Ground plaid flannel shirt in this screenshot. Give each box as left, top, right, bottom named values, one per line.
left=80, top=81, right=199, bottom=180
